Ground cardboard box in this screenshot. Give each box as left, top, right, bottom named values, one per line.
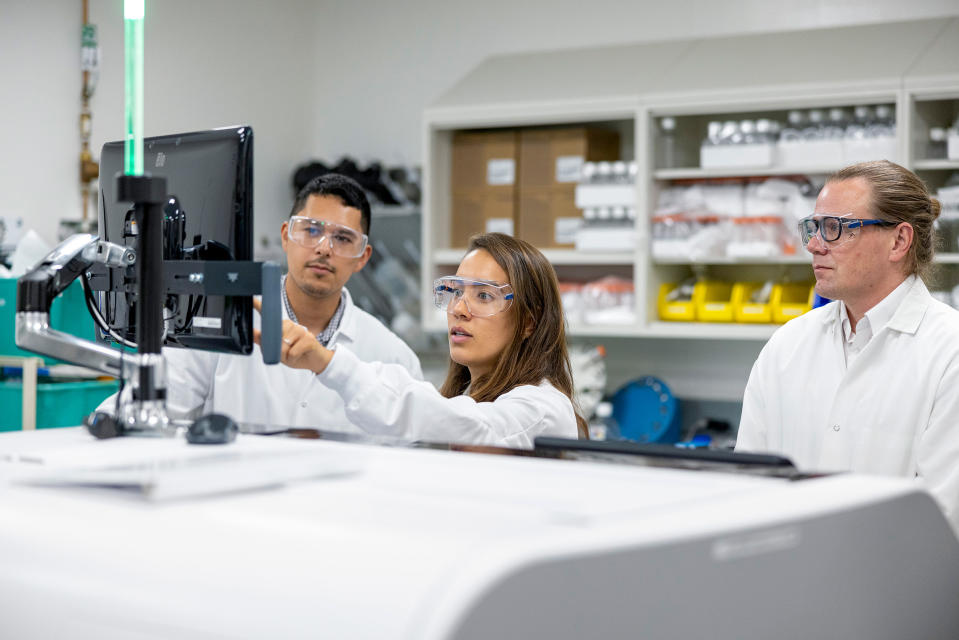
left=450, top=131, right=519, bottom=247
left=518, top=128, right=619, bottom=248
left=451, top=190, right=516, bottom=247
left=518, top=186, right=585, bottom=249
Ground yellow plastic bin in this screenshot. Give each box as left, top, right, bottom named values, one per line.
left=657, top=283, right=696, bottom=321
left=694, top=280, right=734, bottom=323
left=732, top=282, right=774, bottom=323
left=771, top=282, right=814, bottom=323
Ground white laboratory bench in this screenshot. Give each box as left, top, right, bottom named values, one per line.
left=0, top=427, right=956, bottom=639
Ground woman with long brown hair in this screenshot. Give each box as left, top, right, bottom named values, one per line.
left=254, top=232, right=585, bottom=446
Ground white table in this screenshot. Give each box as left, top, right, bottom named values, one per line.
left=0, top=428, right=956, bottom=639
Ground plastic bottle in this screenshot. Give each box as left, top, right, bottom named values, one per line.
left=872, top=105, right=896, bottom=137
left=659, top=116, right=679, bottom=168
left=596, top=161, right=613, bottom=184
left=802, top=109, right=825, bottom=140
left=824, top=108, right=847, bottom=139
left=756, top=118, right=776, bottom=144
left=588, top=401, right=620, bottom=441
left=612, top=161, right=628, bottom=184
left=780, top=110, right=806, bottom=142
left=704, top=121, right=723, bottom=147
left=928, top=127, right=948, bottom=160
left=721, top=120, right=741, bottom=145
left=846, top=105, right=873, bottom=141
left=581, top=161, right=597, bottom=184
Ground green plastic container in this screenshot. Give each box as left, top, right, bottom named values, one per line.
left=0, top=279, right=99, bottom=362
left=0, top=379, right=118, bottom=431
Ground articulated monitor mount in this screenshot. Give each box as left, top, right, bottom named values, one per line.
left=15, top=174, right=282, bottom=437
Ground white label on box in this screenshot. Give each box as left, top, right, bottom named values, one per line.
left=555, top=217, right=583, bottom=244
left=193, top=316, right=222, bottom=329
left=485, top=218, right=514, bottom=235
left=555, top=155, right=584, bottom=183
left=701, top=143, right=775, bottom=169
left=575, top=183, right=637, bottom=208
left=948, top=133, right=959, bottom=161
left=486, top=159, right=515, bottom=186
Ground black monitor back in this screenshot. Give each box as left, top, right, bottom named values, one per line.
left=97, top=126, right=254, bottom=354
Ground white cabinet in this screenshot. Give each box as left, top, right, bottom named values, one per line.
left=421, top=18, right=959, bottom=399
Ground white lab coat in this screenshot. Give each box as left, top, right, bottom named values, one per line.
left=105, top=288, right=423, bottom=433
left=737, top=277, right=959, bottom=532
left=318, top=345, right=579, bottom=448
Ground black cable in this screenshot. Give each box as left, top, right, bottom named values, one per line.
left=80, top=274, right=138, bottom=349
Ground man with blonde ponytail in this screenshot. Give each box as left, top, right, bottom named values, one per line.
left=737, top=160, right=959, bottom=535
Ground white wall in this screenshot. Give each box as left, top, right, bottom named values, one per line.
left=4, top=0, right=957, bottom=245
left=1, top=0, right=315, bottom=249
left=309, top=0, right=959, bottom=164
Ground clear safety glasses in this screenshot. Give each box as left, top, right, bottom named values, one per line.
left=798, top=214, right=897, bottom=248
left=287, top=216, right=369, bottom=258
left=433, top=276, right=514, bottom=317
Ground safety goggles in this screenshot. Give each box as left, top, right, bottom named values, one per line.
left=287, top=216, right=369, bottom=258
left=798, top=214, right=897, bottom=248
left=433, top=276, right=514, bottom=317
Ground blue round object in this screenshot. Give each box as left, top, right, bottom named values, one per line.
left=610, top=376, right=681, bottom=444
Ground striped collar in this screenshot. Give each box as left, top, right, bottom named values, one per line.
left=281, top=275, right=346, bottom=347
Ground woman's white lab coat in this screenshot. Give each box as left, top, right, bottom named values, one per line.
left=318, top=346, right=579, bottom=448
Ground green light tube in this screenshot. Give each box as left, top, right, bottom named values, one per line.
left=124, top=0, right=145, bottom=175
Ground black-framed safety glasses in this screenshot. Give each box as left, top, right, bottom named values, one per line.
left=798, top=214, right=898, bottom=247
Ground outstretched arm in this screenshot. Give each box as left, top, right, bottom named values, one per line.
left=252, top=297, right=333, bottom=374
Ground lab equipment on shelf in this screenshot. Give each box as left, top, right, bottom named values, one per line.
left=935, top=184, right=959, bottom=252
left=697, top=103, right=898, bottom=170
left=581, top=276, right=635, bottom=324
left=573, top=160, right=637, bottom=251
left=610, top=376, right=681, bottom=444
left=569, top=344, right=607, bottom=423
left=652, top=177, right=809, bottom=260
left=563, top=277, right=635, bottom=325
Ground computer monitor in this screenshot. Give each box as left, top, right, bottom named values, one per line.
left=95, top=126, right=254, bottom=354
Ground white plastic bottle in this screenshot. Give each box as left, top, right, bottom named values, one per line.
left=589, top=401, right=620, bottom=441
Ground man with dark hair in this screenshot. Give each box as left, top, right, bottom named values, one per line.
left=737, top=160, right=959, bottom=534
left=157, top=173, right=422, bottom=431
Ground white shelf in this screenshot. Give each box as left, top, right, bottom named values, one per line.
left=653, top=255, right=811, bottom=266
left=575, top=322, right=780, bottom=340
left=371, top=205, right=420, bottom=217
left=433, top=248, right=635, bottom=266
left=654, top=165, right=844, bottom=180
left=428, top=320, right=777, bottom=341
left=936, top=253, right=959, bottom=264
left=913, top=159, right=959, bottom=171
left=644, top=322, right=780, bottom=341
left=567, top=324, right=644, bottom=338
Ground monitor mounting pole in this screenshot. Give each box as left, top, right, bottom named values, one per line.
left=114, top=173, right=174, bottom=436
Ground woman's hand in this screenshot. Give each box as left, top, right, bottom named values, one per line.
left=252, top=297, right=333, bottom=374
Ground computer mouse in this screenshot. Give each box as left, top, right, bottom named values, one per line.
left=186, top=413, right=238, bottom=445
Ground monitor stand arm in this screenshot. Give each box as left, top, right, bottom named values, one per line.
left=15, top=174, right=282, bottom=438
left=16, top=233, right=138, bottom=378
left=16, top=174, right=176, bottom=436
